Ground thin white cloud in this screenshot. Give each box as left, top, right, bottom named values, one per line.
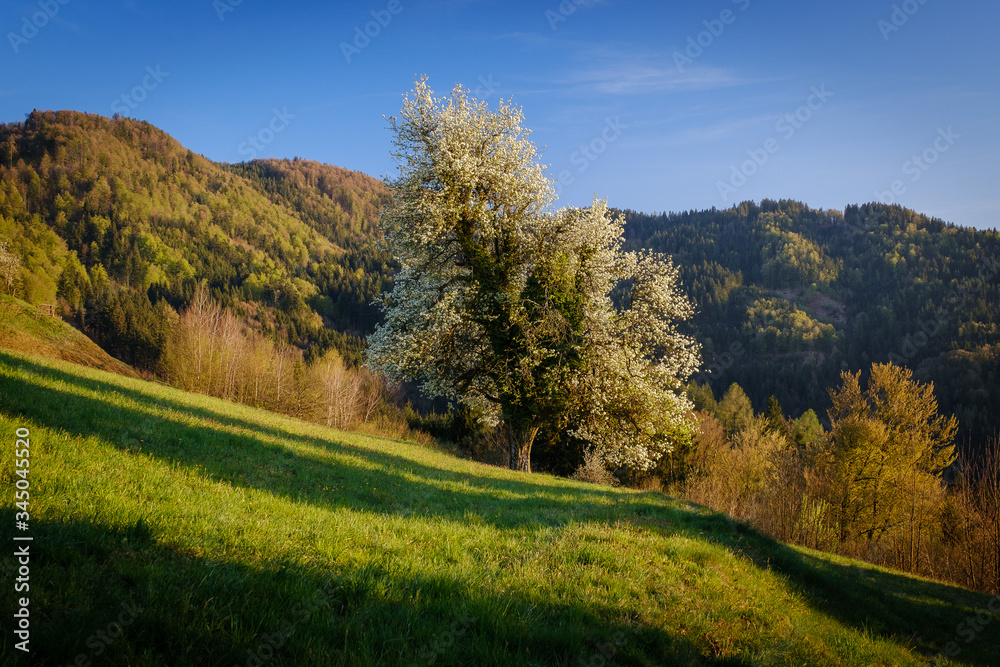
left=559, top=63, right=759, bottom=95
left=494, top=32, right=764, bottom=96
left=632, top=114, right=779, bottom=147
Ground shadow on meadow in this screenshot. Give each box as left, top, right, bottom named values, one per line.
left=0, top=515, right=730, bottom=666
left=2, top=351, right=998, bottom=664
left=0, top=352, right=630, bottom=518
left=707, top=526, right=999, bottom=662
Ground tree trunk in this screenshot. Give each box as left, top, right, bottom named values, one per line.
left=507, top=423, right=540, bottom=473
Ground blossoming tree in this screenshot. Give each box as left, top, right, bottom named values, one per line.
left=367, top=79, right=701, bottom=473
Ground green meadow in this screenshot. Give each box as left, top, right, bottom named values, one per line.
left=1, top=348, right=997, bottom=665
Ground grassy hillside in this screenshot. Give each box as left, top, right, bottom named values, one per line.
left=0, top=294, right=135, bottom=377
left=1, top=350, right=997, bottom=665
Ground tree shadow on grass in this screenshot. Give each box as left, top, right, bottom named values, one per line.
left=0, top=515, right=736, bottom=667
left=621, top=496, right=1000, bottom=664
left=693, top=523, right=1000, bottom=665
left=2, top=351, right=998, bottom=664
left=0, top=351, right=629, bottom=512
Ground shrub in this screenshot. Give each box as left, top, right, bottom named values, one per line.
left=571, top=449, right=619, bottom=487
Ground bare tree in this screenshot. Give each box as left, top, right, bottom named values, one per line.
left=313, top=351, right=363, bottom=429
left=0, top=240, right=22, bottom=296
left=359, top=368, right=385, bottom=424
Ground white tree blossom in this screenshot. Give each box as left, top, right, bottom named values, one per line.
left=367, top=78, right=700, bottom=472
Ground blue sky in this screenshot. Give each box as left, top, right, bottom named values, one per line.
left=3, top=0, right=998, bottom=228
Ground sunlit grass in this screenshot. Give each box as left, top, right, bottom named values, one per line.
left=0, top=348, right=996, bottom=665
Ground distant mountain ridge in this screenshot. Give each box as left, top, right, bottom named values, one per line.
left=621, top=200, right=1000, bottom=443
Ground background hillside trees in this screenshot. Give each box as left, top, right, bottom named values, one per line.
left=0, top=239, right=21, bottom=295
left=672, top=364, right=1000, bottom=594
left=158, top=283, right=409, bottom=437
left=948, top=437, right=1000, bottom=593
left=1, top=108, right=997, bottom=472
left=626, top=199, right=1000, bottom=446
left=0, top=108, right=997, bottom=595
left=0, top=111, right=391, bottom=365
left=825, top=363, right=957, bottom=565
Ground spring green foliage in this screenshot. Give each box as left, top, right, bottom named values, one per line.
left=790, top=408, right=824, bottom=448
left=225, top=159, right=393, bottom=335
left=826, top=363, right=958, bottom=548
left=3, top=109, right=999, bottom=448
left=0, top=110, right=391, bottom=367
left=760, top=216, right=840, bottom=287
left=716, top=382, right=754, bottom=435
left=677, top=366, right=995, bottom=595
left=0, top=238, right=21, bottom=294
left=626, top=199, right=1000, bottom=443
left=2, top=349, right=998, bottom=665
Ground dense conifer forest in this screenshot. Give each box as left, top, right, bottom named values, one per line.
left=623, top=201, right=1000, bottom=446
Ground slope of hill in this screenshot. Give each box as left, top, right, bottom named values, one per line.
left=0, top=109, right=390, bottom=365
left=0, top=293, right=136, bottom=377
left=225, top=158, right=393, bottom=336
left=622, top=200, right=1000, bottom=442
left=1, top=349, right=998, bottom=665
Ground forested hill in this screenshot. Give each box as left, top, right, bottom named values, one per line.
left=0, top=109, right=390, bottom=366
left=2, top=110, right=998, bottom=443
left=622, top=200, right=1000, bottom=443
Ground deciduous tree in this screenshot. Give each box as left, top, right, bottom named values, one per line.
left=367, top=79, right=700, bottom=472
left=0, top=239, right=20, bottom=295
left=825, top=363, right=957, bottom=556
